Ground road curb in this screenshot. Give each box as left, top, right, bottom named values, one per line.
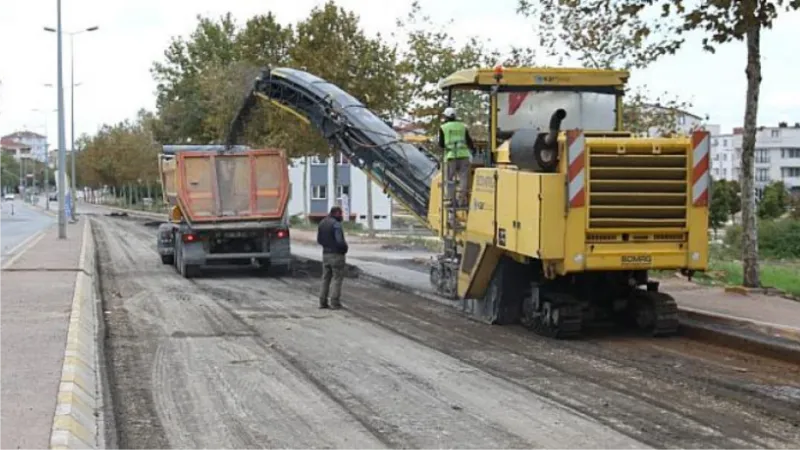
left=49, top=218, right=104, bottom=449
left=678, top=307, right=800, bottom=343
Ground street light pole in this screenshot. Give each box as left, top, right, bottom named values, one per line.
left=55, top=0, right=67, bottom=239
left=44, top=24, right=98, bottom=224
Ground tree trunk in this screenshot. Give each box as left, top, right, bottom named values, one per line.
left=367, top=176, right=375, bottom=237
left=331, top=151, right=340, bottom=208
left=302, top=157, right=309, bottom=224
left=741, top=23, right=762, bottom=288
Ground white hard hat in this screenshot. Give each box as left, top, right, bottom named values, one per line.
left=443, top=107, right=456, bottom=119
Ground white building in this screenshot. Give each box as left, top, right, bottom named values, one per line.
left=711, top=123, right=800, bottom=197
left=287, top=155, right=393, bottom=230
left=1, top=131, right=47, bottom=162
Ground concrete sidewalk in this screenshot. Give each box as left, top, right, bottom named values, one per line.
left=1, top=216, right=101, bottom=449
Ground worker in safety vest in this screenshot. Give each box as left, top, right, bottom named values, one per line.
left=437, top=107, right=475, bottom=207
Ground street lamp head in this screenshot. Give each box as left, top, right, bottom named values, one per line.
left=86, top=26, right=99, bottom=32
left=44, top=26, right=56, bottom=32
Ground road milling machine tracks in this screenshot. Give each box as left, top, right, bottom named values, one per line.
left=226, top=66, right=710, bottom=339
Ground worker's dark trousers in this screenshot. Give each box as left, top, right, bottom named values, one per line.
left=445, top=157, right=470, bottom=206
left=319, top=253, right=346, bottom=308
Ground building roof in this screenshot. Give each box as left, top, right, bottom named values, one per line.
left=0, top=141, right=31, bottom=150
left=2, top=130, right=46, bottom=140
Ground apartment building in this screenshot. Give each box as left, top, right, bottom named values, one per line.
left=711, top=123, right=800, bottom=197
left=0, top=139, right=32, bottom=159
left=286, top=153, right=393, bottom=230
left=1, top=131, right=47, bottom=162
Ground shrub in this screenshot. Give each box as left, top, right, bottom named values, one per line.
left=724, top=218, right=800, bottom=259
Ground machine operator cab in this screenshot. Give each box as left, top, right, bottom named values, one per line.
left=437, top=65, right=630, bottom=176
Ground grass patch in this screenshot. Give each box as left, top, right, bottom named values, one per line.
left=698, top=259, right=800, bottom=297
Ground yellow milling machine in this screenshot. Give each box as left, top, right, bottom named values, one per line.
left=425, top=66, right=710, bottom=338
left=226, top=65, right=711, bottom=339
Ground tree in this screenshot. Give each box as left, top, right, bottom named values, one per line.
left=151, top=12, right=295, bottom=145
left=758, top=180, right=789, bottom=219
left=709, top=179, right=733, bottom=234
left=395, top=1, right=537, bottom=145
left=603, top=0, right=799, bottom=287
left=1, top=152, right=21, bottom=192
left=515, top=0, right=699, bottom=137
left=728, top=180, right=742, bottom=221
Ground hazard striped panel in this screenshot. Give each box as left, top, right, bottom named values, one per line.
left=691, top=130, right=711, bottom=207
left=567, top=129, right=586, bottom=208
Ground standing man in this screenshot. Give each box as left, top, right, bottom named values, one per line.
left=317, top=206, right=348, bottom=309
left=438, top=107, right=475, bottom=207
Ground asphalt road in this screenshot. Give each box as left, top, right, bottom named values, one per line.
left=94, top=213, right=800, bottom=449
left=0, top=200, right=54, bottom=263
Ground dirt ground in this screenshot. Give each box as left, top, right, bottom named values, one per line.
left=94, top=214, right=800, bottom=449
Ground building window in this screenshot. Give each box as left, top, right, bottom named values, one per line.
left=782, top=167, right=800, bottom=178
left=723, top=153, right=728, bottom=161
left=756, top=168, right=769, bottom=182
left=312, top=185, right=327, bottom=199
left=756, top=188, right=764, bottom=199
left=771, top=129, right=781, bottom=138
left=336, top=184, right=350, bottom=198
left=337, top=152, right=349, bottom=165
left=782, top=148, right=800, bottom=159
left=755, top=149, right=770, bottom=164
left=723, top=139, right=728, bottom=147
left=712, top=138, right=718, bottom=146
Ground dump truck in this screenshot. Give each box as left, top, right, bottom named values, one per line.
left=156, top=144, right=292, bottom=278
left=224, top=66, right=709, bottom=339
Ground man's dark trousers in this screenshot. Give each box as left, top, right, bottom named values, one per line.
left=319, top=253, right=346, bottom=308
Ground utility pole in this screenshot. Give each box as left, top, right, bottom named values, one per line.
left=55, top=0, right=67, bottom=238
left=44, top=23, right=98, bottom=231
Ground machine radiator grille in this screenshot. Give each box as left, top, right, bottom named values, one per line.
left=588, top=142, right=688, bottom=230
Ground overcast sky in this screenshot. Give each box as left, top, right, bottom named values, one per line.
left=1, top=0, right=798, bottom=146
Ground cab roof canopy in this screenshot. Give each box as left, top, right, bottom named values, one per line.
left=438, top=67, right=630, bottom=94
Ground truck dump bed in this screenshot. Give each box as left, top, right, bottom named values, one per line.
left=159, top=145, right=290, bottom=223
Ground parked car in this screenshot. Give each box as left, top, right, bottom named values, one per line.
left=48, top=193, right=57, bottom=201
left=4, top=193, right=15, bottom=201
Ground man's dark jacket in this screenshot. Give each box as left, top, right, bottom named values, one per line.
left=317, top=215, right=348, bottom=255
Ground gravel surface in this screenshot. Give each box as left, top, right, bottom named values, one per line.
left=94, top=214, right=800, bottom=449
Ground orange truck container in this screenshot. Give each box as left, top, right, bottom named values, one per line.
left=155, top=145, right=292, bottom=278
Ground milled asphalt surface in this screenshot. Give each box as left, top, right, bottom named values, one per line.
left=96, top=213, right=800, bottom=448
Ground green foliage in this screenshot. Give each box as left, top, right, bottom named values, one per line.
left=724, top=218, right=800, bottom=259
left=709, top=179, right=734, bottom=230
left=1, top=152, right=20, bottom=190
left=77, top=115, right=159, bottom=190
left=394, top=1, right=536, bottom=144
left=758, top=180, right=789, bottom=219
left=149, top=1, right=403, bottom=157
left=515, top=0, right=702, bottom=137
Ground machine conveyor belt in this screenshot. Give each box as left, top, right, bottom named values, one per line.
left=225, top=67, right=439, bottom=220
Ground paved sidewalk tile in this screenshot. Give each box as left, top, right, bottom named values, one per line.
left=1, top=218, right=86, bottom=449
left=659, top=277, right=800, bottom=330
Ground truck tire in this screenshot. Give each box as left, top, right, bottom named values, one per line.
left=161, top=254, right=174, bottom=265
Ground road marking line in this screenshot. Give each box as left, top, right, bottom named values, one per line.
left=1, top=227, right=50, bottom=270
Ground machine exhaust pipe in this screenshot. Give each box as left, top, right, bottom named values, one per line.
left=544, top=109, right=568, bottom=147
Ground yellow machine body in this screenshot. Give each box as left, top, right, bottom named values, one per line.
left=427, top=67, right=710, bottom=307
